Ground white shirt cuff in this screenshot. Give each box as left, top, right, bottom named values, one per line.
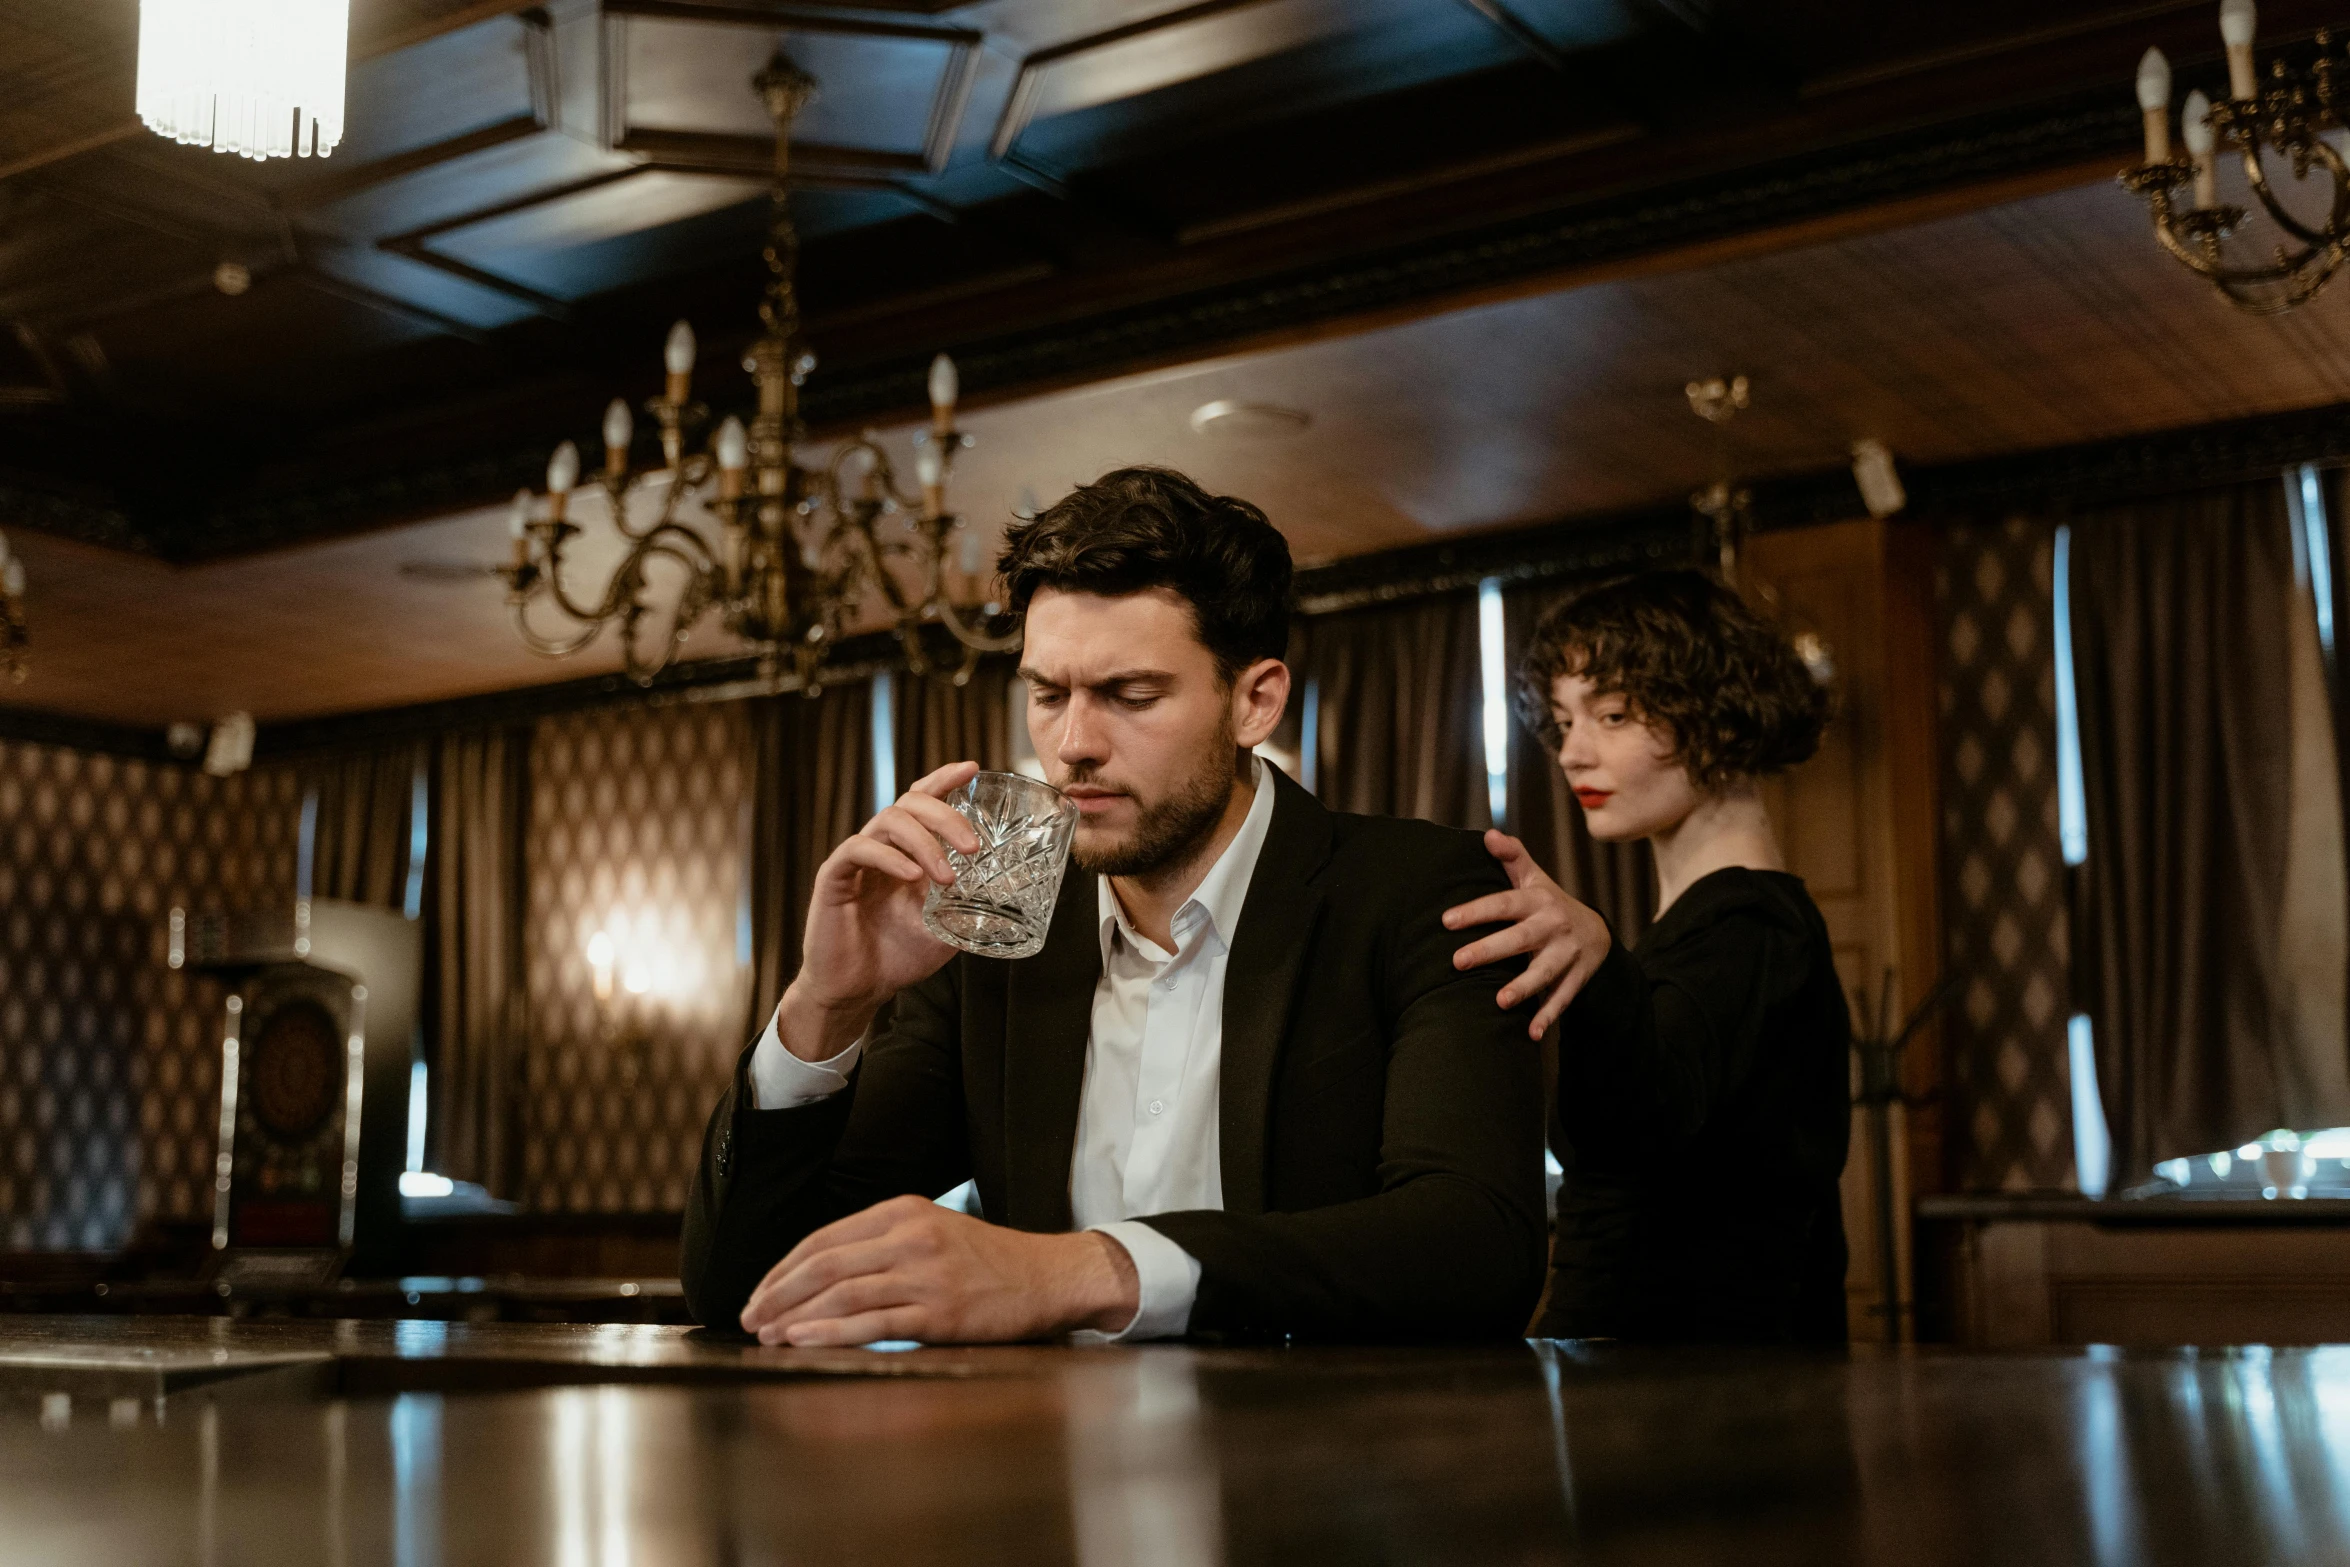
left=746, top=1009, right=864, bottom=1110
left=1077, top=1220, right=1201, bottom=1342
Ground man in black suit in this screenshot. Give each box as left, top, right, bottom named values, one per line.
left=683, top=466, right=1544, bottom=1344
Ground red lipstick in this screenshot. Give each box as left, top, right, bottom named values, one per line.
left=1573, top=789, right=1612, bottom=809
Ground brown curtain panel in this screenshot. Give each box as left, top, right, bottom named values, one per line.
left=893, top=656, right=1014, bottom=789
left=305, top=744, right=422, bottom=908
left=1501, top=582, right=1655, bottom=947
left=744, top=682, right=874, bottom=1036
left=422, top=725, right=529, bottom=1194
left=2068, top=479, right=2313, bottom=1180
left=1303, top=592, right=1491, bottom=829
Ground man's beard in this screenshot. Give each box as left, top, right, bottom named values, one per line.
left=1067, top=734, right=1240, bottom=879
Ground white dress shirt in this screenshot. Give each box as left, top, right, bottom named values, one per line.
left=748, top=754, right=1276, bottom=1343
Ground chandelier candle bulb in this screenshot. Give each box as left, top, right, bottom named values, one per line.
left=929, top=354, right=959, bottom=436
left=715, top=417, right=748, bottom=500
left=664, top=321, right=696, bottom=404
left=2184, top=89, right=2219, bottom=207
left=2137, top=48, right=2173, bottom=162
left=1, top=560, right=20, bottom=598
left=546, top=441, right=579, bottom=522
left=507, top=489, right=532, bottom=568
left=602, top=400, right=633, bottom=475
left=2220, top=0, right=2259, bottom=99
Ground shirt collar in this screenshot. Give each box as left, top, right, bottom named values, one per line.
left=1097, top=752, right=1277, bottom=966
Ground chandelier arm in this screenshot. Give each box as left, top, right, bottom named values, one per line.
left=934, top=601, right=1024, bottom=654
left=2224, top=245, right=2350, bottom=314
left=2236, top=139, right=2348, bottom=251
left=2151, top=209, right=2319, bottom=284
left=531, top=528, right=634, bottom=627
left=614, top=545, right=723, bottom=684
left=511, top=597, right=605, bottom=658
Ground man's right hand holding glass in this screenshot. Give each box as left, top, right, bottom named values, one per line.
left=774, top=759, right=982, bottom=1064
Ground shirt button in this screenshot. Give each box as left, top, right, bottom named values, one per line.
left=1159, top=976, right=1177, bottom=991
left=1148, top=1099, right=1165, bottom=1116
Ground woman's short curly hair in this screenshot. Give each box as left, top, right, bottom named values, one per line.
left=1514, top=569, right=1832, bottom=790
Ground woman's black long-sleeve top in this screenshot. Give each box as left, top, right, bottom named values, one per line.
left=1535, top=866, right=1852, bottom=1345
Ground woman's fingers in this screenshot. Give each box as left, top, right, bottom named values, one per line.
left=1444, top=889, right=1530, bottom=932
left=1453, top=920, right=1554, bottom=974
left=1497, top=937, right=1576, bottom=1010
left=1527, top=953, right=1600, bottom=1038
left=1484, top=830, right=1535, bottom=878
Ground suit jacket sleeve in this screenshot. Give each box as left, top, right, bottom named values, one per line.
left=1135, top=831, right=1547, bottom=1341
left=678, top=965, right=973, bottom=1327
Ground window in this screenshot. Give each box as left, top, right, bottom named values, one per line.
left=2149, top=466, right=2350, bottom=1198
left=2053, top=524, right=2113, bottom=1197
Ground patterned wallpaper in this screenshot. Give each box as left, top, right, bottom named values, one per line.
left=0, top=740, right=301, bottom=1249
left=523, top=703, right=749, bottom=1213
left=1935, top=518, right=2076, bottom=1191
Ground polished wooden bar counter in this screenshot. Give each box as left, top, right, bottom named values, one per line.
left=5, top=1315, right=2347, bottom=1565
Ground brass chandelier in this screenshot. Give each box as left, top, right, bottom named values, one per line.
left=2124, top=0, right=2350, bottom=314
left=500, top=53, right=1015, bottom=693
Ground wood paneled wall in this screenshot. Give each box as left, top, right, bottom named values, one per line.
left=1745, top=518, right=1945, bottom=1343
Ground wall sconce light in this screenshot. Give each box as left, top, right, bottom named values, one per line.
left=587, top=930, right=617, bottom=1006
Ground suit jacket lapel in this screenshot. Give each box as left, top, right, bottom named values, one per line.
left=1001, top=858, right=1099, bottom=1232
left=1218, top=764, right=1334, bottom=1216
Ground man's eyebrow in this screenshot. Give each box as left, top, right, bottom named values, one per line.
left=1016, top=667, right=1177, bottom=687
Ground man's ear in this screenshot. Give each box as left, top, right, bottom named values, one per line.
left=1231, top=657, right=1291, bottom=750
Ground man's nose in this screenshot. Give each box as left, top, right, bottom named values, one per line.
left=1057, top=695, right=1108, bottom=767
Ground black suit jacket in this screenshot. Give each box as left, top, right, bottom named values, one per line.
left=680, top=764, right=1545, bottom=1341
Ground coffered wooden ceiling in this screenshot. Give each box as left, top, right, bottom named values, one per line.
left=6, top=0, right=2350, bottom=731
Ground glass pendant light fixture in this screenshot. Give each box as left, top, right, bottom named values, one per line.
left=136, top=0, right=350, bottom=160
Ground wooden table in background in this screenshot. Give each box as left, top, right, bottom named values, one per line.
left=3, top=1315, right=2347, bottom=1565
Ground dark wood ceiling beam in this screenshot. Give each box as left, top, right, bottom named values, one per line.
left=367, top=239, right=574, bottom=320
left=290, top=261, right=499, bottom=344
left=1446, top=0, right=1575, bottom=73
left=613, top=128, right=927, bottom=180
left=986, top=0, right=1282, bottom=161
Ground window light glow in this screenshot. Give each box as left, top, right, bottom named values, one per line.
left=2052, top=525, right=2089, bottom=868
left=872, top=674, right=897, bottom=818
left=137, top=0, right=350, bottom=161
left=1478, top=578, right=1509, bottom=828
left=2067, top=1013, right=2112, bottom=1198
left=2294, top=462, right=2339, bottom=660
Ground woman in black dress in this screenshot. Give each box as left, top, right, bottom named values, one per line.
left=1445, top=570, right=1850, bottom=1344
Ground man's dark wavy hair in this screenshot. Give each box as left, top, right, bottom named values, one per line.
left=1514, top=569, right=1831, bottom=789
left=998, top=466, right=1292, bottom=680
